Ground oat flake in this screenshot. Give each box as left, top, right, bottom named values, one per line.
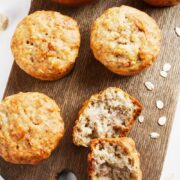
left=175, top=27, right=180, bottom=37
left=138, top=115, right=144, bottom=123
left=144, top=81, right=154, bottom=91
left=150, top=132, right=160, bottom=139
left=0, top=13, right=8, bottom=32
left=160, top=71, right=168, bottom=78
left=163, top=63, right=171, bottom=72
left=156, top=100, right=164, bottom=109
left=158, top=116, right=167, bottom=126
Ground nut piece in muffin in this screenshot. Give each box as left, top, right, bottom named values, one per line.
left=52, top=0, right=95, bottom=6
left=90, top=5, right=161, bottom=75
left=144, top=0, right=180, bottom=6
left=73, top=87, right=142, bottom=147
left=11, top=11, right=80, bottom=80
left=88, top=138, right=142, bottom=180
left=0, top=92, right=64, bottom=164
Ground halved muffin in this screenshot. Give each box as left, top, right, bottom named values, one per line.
left=73, top=87, right=142, bottom=147
left=88, top=138, right=142, bottom=180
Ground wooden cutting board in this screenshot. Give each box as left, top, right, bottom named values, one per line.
left=0, top=0, right=180, bottom=179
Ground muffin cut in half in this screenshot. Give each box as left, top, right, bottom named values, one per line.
left=90, top=5, right=161, bottom=75
left=88, top=138, right=142, bottom=180
left=73, top=87, right=142, bottom=147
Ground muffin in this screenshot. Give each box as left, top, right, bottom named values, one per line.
left=0, top=92, right=64, bottom=164
left=11, top=11, right=80, bottom=80
left=90, top=5, right=161, bottom=75
left=88, top=138, right=142, bottom=180
left=53, top=0, right=95, bottom=6
left=73, top=87, right=142, bottom=147
left=144, top=0, right=180, bottom=6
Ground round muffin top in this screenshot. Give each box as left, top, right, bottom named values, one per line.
left=11, top=11, right=80, bottom=80
left=91, top=5, right=161, bottom=75
left=0, top=92, right=64, bottom=164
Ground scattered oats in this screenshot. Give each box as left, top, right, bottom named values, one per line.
left=144, top=81, right=154, bottom=91
left=150, top=132, right=160, bottom=139
left=160, top=71, right=168, bottom=78
left=156, top=100, right=164, bottom=109
left=158, top=116, right=167, bottom=126
left=175, top=27, right=180, bottom=37
left=163, top=63, right=171, bottom=72
left=138, top=115, right=144, bottom=123
left=0, top=13, right=8, bottom=32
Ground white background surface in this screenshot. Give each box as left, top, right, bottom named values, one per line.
left=0, top=1, right=179, bottom=180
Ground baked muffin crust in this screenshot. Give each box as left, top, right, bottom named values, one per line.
left=90, top=5, right=161, bottom=75
left=0, top=92, right=64, bottom=164
left=11, top=11, right=80, bottom=80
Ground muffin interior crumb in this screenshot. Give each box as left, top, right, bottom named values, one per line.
left=74, top=88, right=138, bottom=146
left=91, top=141, right=135, bottom=179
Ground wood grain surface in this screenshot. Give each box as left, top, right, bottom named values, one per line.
left=0, top=0, right=180, bottom=180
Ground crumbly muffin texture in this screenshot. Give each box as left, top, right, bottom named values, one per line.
left=11, top=11, right=80, bottom=80
left=73, top=87, right=142, bottom=147
left=0, top=92, right=64, bottom=164
left=90, top=5, right=161, bottom=75
left=88, top=138, right=142, bottom=180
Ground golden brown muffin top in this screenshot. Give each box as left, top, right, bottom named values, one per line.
left=91, top=6, right=161, bottom=75
left=0, top=92, right=64, bottom=164
left=11, top=11, right=80, bottom=80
